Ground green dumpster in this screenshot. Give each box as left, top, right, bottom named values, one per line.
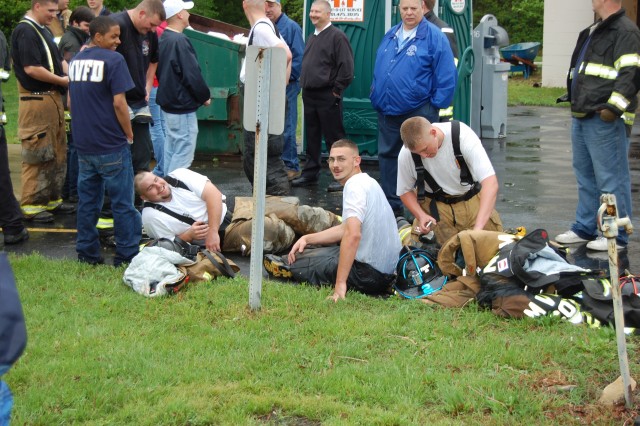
left=187, top=14, right=248, bottom=155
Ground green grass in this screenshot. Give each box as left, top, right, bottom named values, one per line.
left=1, top=75, right=18, bottom=144
left=507, top=74, right=567, bottom=107
left=5, top=254, right=639, bottom=424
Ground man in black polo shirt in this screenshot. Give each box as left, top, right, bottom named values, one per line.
left=111, top=0, right=165, bottom=173
left=11, top=0, right=75, bottom=223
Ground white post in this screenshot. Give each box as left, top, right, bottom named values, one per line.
left=598, top=194, right=634, bottom=408
left=248, top=48, right=272, bottom=311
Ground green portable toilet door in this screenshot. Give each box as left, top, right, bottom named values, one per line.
left=439, top=0, right=473, bottom=125
left=303, top=0, right=387, bottom=156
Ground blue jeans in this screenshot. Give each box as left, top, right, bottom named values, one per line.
left=162, top=111, right=198, bottom=174
left=377, top=103, right=438, bottom=211
left=0, top=380, right=11, bottom=426
left=281, top=81, right=300, bottom=171
left=77, top=146, right=141, bottom=265
left=149, top=87, right=166, bottom=177
left=570, top=115, right=631, bottom=245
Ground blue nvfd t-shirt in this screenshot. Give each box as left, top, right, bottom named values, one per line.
left=68, top=47, right=134, bottom=155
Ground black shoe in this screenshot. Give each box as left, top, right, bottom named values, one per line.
left=52, top=203, right=76, bottom=214
left=4, top=228, right=29, bottom=245
left=263, top=254, right=293, bottom=280
left=327, top=181, right=343, bottom=192
left=291, top=176, right=319, bottom=187
left=24, top=211, right=54, bottom=223
left=78, top=255, right=105, bottom=265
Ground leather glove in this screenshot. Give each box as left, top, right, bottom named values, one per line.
left=599, top=109, right=618, bottom=122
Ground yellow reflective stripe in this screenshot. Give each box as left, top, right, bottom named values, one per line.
left=21, top=205, right=48, bottom=215
left=20, top=20, right=54, bottom=74
left=572, top=112, right=588, bottom=118
left=398, top=227, right=412, bottom=242
left=608, top=91, right=630, bottom=110
left=46, top=199, right=63, bottom=210
left=583, top=63, right=617, bottom=80
left=614, top=53, right=640, bottom=70
left=622, top=112, right=635, bottom=126
left=439, top=106, right=454, bottom=118
left=96, top=217, right=114, bottom=229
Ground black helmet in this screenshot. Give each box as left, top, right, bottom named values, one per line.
left=395, top=246, right=447, bottom=299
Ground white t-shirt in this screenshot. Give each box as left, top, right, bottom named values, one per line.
left=396, top=121, right=496, bottom=197
left=142, top=168, right=227, bottom=240
left=240, top=18, right=286, bottom=83
left=343, top=173, right=402, bottom=274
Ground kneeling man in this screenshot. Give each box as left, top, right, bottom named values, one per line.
left=397, top=117, right=503, bottom=245
left=264, top=139, right=401, bottom=301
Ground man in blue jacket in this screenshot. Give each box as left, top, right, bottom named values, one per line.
left=157, top=0, right=211, bottom=174
left=266, top=0, right=304, bottom=180
left=370, top=0, right=456, bottom=217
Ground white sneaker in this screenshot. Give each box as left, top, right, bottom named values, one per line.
left=586, top=236, right=625, bottom=252
left=555, top=230, right=589, bottom=244
left=132, top=106, right=152, bottom=124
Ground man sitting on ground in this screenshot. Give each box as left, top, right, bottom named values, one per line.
left=264, top=139, right=401, bottom=302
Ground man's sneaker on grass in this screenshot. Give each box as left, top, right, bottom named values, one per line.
left=586, top=236, right=625, bottom=252
left=555, top=230, right=589, bottom=244
left=263, top=254, right=292, bottom=280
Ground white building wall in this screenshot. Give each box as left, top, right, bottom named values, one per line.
left=542, top=0, right=594, bottom=88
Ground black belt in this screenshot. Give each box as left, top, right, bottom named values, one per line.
left=427, top=182, right=481, bottom=205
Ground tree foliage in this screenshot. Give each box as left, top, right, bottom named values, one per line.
left=473, top=0, right=544, bottom=46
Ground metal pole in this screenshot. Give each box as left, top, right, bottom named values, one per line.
left=248, top=48, right=272, bottom=311
left=598, top=194, right=634, bottom=408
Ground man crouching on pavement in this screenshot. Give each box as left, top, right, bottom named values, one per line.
left=264, top=139, right=401, bottom=302
left=397, top=116, right=503, bottom=245
left=134, top=168, right=227, bottom=252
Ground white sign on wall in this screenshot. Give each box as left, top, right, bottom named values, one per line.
left=450, top=0, right=465, bottom=13
left=331, top=0, right=365, bottom=22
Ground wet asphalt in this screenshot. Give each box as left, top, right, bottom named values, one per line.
left=2, top=105, right=639, bottom=275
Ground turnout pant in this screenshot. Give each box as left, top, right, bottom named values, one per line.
left=17, top=83, right=66, bottom=216
left=416, top=193, right=503, bottom=245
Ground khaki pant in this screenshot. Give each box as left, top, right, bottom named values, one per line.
left=414, top=193, right=503, bottom=245
left=17, top=83, right=67, bottom=215
left=223, top=196, right=342, bottom=255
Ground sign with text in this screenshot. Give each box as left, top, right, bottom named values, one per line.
left=331, top=0, right=365, bottom=22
